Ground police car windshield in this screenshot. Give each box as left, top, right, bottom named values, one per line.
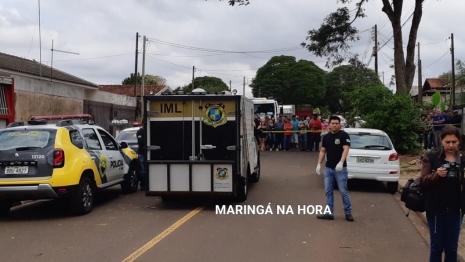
left=0, top=130, right=55, bottom=150
left=116, top=130, right=137, bottom=141
left=348, top=134, right=392, bottom=150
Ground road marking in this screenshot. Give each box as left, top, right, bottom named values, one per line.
left=121, top=206, right=205, bottom=262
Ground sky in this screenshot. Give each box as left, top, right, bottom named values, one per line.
left=0, top=0, right=464, bottom=98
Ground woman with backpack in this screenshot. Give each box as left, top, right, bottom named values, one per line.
left=420, top=125, right=465, bottom=262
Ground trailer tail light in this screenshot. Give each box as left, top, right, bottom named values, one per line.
left=54, top=149, right=65, bottom=168
left=388, top=153, right=399, bottom=161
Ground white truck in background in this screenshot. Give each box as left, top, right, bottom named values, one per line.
left=279, top=105, right=295, bottom=118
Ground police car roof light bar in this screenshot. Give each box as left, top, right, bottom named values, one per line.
left=6, top=119, right=48, bottom=128
left=31, top=114, right=91, bottom=120
left=6, top=121, right=27, bottom=128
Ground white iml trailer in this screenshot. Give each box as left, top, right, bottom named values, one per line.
left=143, top=89, right=260, bottom=201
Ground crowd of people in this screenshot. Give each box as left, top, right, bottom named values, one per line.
left=253, top=113, right=328, bottom=152
left=421, top=109, right=462, bottom=150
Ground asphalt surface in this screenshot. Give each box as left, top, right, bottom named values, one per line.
left=0, top=151, right=429, bottom=262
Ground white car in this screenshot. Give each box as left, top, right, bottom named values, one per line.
left=344, top=128, right=400, bottom=194
left=115, top=127, right=140, bottom=151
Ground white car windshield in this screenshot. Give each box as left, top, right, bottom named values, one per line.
left=348, top=133, right=392, bottom=150
left=116, top=130, right=137, bottom=141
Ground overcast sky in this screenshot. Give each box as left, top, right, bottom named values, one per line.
left=1, top=0, right=463, bottom=97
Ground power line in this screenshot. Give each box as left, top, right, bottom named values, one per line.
left=421, top=39, right=448, bottom=45
left=146, top=52, right=227, bottom=58
left=146, top=54, right=192, bottom=69
left=43, top=52, right=133, bottom=63
left=25, top=14, right=39, bottom=58
left=147, top=38, right=302, bottom=54
left=146, top=54, right=259, bottom=76
left=422, top=50, right=449, bottom=69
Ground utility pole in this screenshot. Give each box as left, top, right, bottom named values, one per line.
left=38, top=0, right=42, bottom=79
left=382, top=71, right=385, bottom=85
left=418, top=42, right=423, bottom=105
left=192, top=66, right=195, bottom=90
left=229, top=80, right=232, bottom=91
left=243, top=77, right=245, bottom=97
left=134, top=32, right=139, bottom=98
left=374, top=24, right=378, bottom=76
left=451, top=33, right=456, bottom=109
left=140, top=36, right=146, bottom=117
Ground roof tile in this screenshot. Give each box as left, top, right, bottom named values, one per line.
left=425, top=78, right=448, bottom=89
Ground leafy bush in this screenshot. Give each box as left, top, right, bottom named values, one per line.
left=349, top=85, right=422, bottom=154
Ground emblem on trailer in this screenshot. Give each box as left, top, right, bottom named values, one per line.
left=215, top=167, right=229, bottom=180
left=203, top=104, right=227, bottom=128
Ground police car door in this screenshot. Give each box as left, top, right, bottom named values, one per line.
left=96, top=128, right=124, bottom=183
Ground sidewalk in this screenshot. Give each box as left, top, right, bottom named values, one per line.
left=398, top=178, right=465, bottom=262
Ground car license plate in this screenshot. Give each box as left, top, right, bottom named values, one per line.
left=356, top=157, right=374, bottom=163
left=5, top=166, right=29, bottom=174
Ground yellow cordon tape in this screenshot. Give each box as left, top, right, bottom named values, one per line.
left=121, top=206, right=205, bottom=262
left=261, top=130, right=328, bottom=133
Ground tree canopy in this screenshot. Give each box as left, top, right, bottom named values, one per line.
left=325, top=57, right=381, bottom=114
left=349, top=84, right=421, bottom=154
left=225, top=0, right=426, bottom=95
left=250, top=55, right=326, bottom=105
left=176, top=76, right=229, bottom=93
left=302, top=0, right=424, bottom=95
left=122, top=73, right=167, bottom=86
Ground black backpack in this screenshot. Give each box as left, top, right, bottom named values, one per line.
left=400, top=177, right=425, bottom=216
left=400, top=151, right=439, bottom=216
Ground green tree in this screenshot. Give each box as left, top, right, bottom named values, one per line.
left=181, top=76, right=229, bottom=93
left=224, top=0, right=425, bottom=95
left=122, top=73, right=167, bottom=85
left=325, top=58, right=381, bottom=114
left=250, top=55, right=326, bottom=105
left=349, top=84, right=422, bottom=154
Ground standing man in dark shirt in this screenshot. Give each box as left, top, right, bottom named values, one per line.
left=136, top=122, right=147, bottom=190
left=451, top=110, right=462, bottom=130
left=316, top=116, right=353, bottom=221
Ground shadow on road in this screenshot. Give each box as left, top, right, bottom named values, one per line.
left=0, top=187, right=127, bottom=221
left=345, top=179, right=392, bottom=194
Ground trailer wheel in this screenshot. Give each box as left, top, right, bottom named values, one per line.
left=236, top=176, right=248, bottom=202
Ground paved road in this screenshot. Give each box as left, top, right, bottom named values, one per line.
left=0, top=151, right=429, bottom=262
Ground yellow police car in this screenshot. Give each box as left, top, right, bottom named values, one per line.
left=0, top=118, right=140, bottom=216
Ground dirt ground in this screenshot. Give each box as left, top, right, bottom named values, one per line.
left=400, top=154, right=423, bottom=180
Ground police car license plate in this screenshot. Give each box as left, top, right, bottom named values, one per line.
left=356, top=157, right=374, bottom=163
left=5, top=166, right=29, bottom=174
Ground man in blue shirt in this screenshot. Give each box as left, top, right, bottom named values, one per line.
left=432, top=110, right=445, bottom=149
left=290, top=115, right=300, bottom=150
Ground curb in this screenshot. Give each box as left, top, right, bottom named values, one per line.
left=397, top=178, right=465, bottom=262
